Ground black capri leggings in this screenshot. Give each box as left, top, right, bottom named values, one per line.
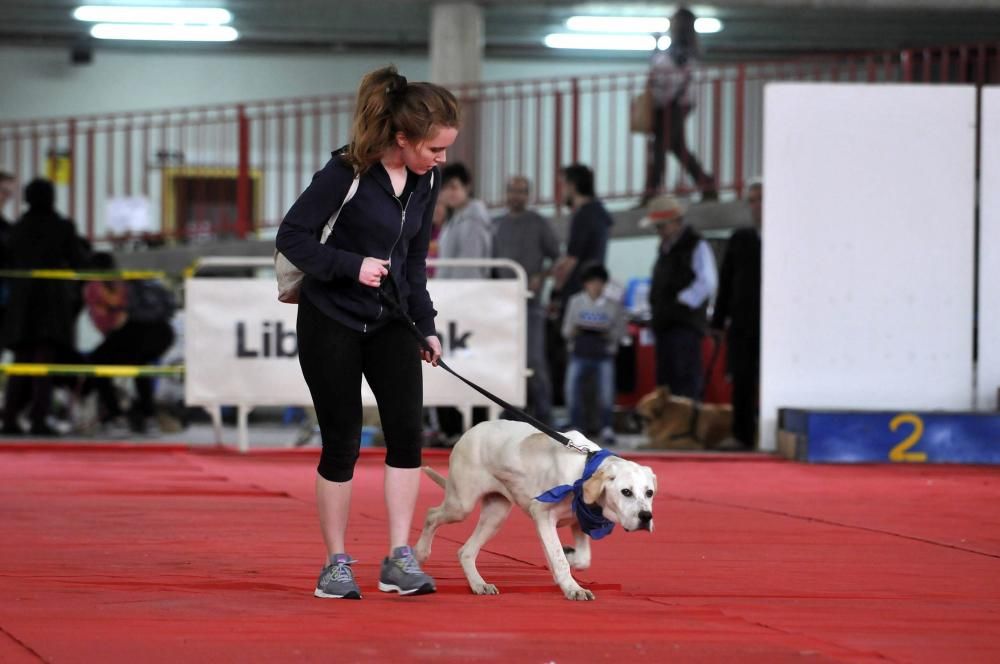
left=297, top=292, right=424, bottom=482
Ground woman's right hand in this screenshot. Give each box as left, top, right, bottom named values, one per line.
left=358, top=258, right=389, bottom=288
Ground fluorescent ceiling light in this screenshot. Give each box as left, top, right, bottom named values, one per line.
left=90, top=23, right=238, bottom=41
left=657, top=35, right=671, bottom=50
left=74, top=6, right=232, bottom=25
left=694, top=17, right=723, bottom=34
left=566, top=16, right=670, bottom=34
left=544, top=33, right=656, bottom=51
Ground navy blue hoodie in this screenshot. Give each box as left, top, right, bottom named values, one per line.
left=275, top=150, right=439, bottom=337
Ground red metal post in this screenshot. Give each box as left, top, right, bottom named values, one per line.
left=591, top=84, right=600, bottom=182
left=124, top=120, right=132, bottom=197
left=295, top=104, right=303, bottom=190
left=866, top=56, right=877, bottom=82
left=554, top=91, right=563, bottom=212
left=734, top=65, right=746, bottom=196
left=236, top=104, right=251, bottom=239
left=313, top=101, right=321, bottom=174
left=534, top=85, right=542, bottom=205
left=277, top=109, right=285, bottom=220
left=712, top=78, right=722, bottom=191
left=516, top=84, right=525, bottom=178
left=500, top=89, right=509, bottom=198
left=958, top=46, right=968, bottom=83
left=941, top=48, right=951, bottom=83
left=86, top=127, right=95, bottom=241
left=106, top=128, right=114, bottom=197
left=13, top=131, right=21, bottom=217
left=570, top=78, right=580, bottom=164
left=31, top=124, right=39, bottom=177
left=923, top=48, right=932, bottom=82
left=625, top=74, right=635, bottom=198
left=141, top=120, right=150, bottom=196
left=68, top=119, right=77, bottom=221
left=902, top=50, right=913, bottom=82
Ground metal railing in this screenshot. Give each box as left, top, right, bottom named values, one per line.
left=1, top=43, right=997, bottom=246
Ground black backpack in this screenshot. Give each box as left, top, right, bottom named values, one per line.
left=127, top=280, right=176, bottom=323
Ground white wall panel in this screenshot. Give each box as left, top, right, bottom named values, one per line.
left=760, top=84, right=977, bottom=450
left=976, top=88, right=1000, bottom=410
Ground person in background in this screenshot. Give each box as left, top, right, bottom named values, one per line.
left=84, top=252, right=176, bottom=434
left=493, top=175, right=560, bottom=424
left=549, top=163, right=613, bottom=407
left=275, top=65, right=457, bottom=601
left=82, top=252, right=128, bottom=427
left=711, top=181, right=762, bottom=450
left=436, top=162, right=491, bottom=279
left=551, top=164, right=613, bottom=304
left=641, top=7, right=717, bottom=205
left=0, top=171, right=16, bottom=333
left=644, top=193, right=717, bottom=399
left=561, top=263, right=625, bottom=446
left=2, top=178, right=87, bottom=436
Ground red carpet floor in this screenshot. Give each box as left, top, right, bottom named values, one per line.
left=1, top=444, right=998, bottom=663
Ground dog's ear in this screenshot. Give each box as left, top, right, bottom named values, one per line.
left=646, top=467, right=658, bottom=493
left=582, top=469, right=608, bottom=504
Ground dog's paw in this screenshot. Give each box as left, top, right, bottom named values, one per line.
left=563, top=587, right=595, bottom=601
left=471, top=583, right=499, bottom=595
left=413, top=544, right=430, bottom=562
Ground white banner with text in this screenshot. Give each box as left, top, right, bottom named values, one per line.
left=184, top=278, right=527, bottom=410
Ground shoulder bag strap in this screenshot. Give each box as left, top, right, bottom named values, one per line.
left=319, top=176, right=360, bottom=244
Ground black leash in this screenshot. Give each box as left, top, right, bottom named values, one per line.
left=377, top=277, right=590, bottom=455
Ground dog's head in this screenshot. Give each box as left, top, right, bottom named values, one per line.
left=582, top=457, right=658, bottom=533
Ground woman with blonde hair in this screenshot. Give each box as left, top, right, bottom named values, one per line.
left=276, top=65, right=459, bottom=599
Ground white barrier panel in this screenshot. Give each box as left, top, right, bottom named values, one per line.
left=185, top=278, right=526, bottom=410
left=977, top=88, right=1000, bottom=410
left=760, top=83, right=977, bottom=451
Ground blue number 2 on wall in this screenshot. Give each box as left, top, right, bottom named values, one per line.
left=889, top=413, right=927, bottom=463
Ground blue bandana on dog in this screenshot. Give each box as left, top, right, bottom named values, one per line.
left=534, top=449, right=616, bottom=540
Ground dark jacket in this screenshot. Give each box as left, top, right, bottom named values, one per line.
left=710, top=227, right=761, bottom=341
left=275, top=151, right=440, bottom=337
left=2, top=208, right=87, bottom=349
left=650, top=225, right=707, bottom=332
left=564, top=200, right=613, bottom=298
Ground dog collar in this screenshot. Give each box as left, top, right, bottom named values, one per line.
left=534, top=449, right=616, bottom=540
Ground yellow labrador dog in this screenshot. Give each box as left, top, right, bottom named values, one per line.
left=415, top=420, right=657, bottom=601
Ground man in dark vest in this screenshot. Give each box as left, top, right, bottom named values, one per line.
left=644, top=194, right=717, bottom=399
left=711, top=181, right=762, bottom=449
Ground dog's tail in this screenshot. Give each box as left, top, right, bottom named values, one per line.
left=422, top=465, right=447, bottom=489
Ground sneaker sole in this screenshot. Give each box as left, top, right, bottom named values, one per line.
left=377, top=581, right=436, bottom=596
left=314, top=588, right=361, bottom=599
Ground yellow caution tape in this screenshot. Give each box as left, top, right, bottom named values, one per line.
left=0, top=269, right=168, bottom=281
left=0, top=363, right=184, bottom=377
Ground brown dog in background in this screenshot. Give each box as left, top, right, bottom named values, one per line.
left=635, top=387, right=732, bottom=450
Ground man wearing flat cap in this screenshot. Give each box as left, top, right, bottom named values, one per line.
left=642, top=195, right=717, bottom=399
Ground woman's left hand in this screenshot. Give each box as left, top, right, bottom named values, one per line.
left=421, top=335, right=442, bottom=366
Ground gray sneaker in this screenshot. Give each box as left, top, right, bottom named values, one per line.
left=314, top=553, right=361, bottom=599
left=378, top=546, right=436, bottom=596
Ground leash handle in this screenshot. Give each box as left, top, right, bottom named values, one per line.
left=376, top=277, right=586, bottom=453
